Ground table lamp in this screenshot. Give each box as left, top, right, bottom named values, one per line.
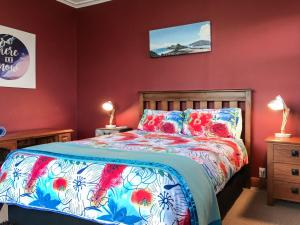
left=102, top=101, right=116, bottom=129
left=268, top=95, right=291, bottom=138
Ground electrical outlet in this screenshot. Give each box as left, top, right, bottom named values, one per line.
left=259, top=167, right=266, bottom=178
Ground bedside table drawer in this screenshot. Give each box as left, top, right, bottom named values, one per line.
left=0, top=141, right=17, bottom=151
left=58, top=133, right=71, bottom=142
left=274, top=181, right=300, bottom=202
left=274, top=163, right=300, bottom=183
left=274, top=144, right=300, bottom=164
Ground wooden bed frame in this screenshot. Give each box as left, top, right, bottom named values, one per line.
left=139, top=89, right=252, bottom=155
left=139, top=89, right=252, bottom=218
left=8, top=89, right=252, bottom=224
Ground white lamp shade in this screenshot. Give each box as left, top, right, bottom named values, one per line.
left=268, top=95, right=285, bottom=111
left=102, top=101, right=114, bottom=111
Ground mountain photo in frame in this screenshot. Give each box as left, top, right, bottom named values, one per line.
left=149, top=21, right=211, bottom=58
left=0, top=25, right=36, bottom=89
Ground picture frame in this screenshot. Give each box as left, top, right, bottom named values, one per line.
left=0, top=25, right=36, bottom=89
left=149, top=21, right=211, bottom=58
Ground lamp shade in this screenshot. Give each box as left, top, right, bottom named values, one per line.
left=268, top=95, right=285, bottom=111
left=102, top=101, right=114, bottom=112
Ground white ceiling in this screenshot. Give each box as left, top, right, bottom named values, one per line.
left=56, top=0, right=111, bottom=8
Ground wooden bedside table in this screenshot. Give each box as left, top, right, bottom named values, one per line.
left=266, top=136, right=300, bottom=205
left=95, top=126, right=132, bottom=136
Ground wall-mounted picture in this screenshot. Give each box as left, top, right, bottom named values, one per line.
left=149, top=21, right=211, bottom=58
left=0, top=25, right=36, bottom=89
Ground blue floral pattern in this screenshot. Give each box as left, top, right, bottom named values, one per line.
left=0, top=151, right=191, bottom=225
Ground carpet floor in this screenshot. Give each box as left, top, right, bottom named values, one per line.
left=1, top=188, right=299, bottom=224
left=223, top=188, right=300, bottom=225
left=0, top=205, right=7, bottom=223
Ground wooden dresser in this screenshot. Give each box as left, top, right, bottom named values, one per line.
left=267, top=136, right=300, bottom=205
left=0, top=129, right=74, bottom=152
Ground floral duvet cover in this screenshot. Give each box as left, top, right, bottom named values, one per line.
left=0, top=130, right=247, bottom=225
left=75, top=130, right=248, bottom=193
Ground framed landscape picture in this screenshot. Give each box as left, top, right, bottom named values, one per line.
left=0, top=25, right=36, bottom=89
left=149, top=21, right=211, bottom=58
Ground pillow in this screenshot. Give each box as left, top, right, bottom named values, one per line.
left=138, top=109, right=184, bottom=134
left=182, top=108, right=242, bottom=138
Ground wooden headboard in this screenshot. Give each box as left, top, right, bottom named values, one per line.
left=139, top=89, right=252, bottom=157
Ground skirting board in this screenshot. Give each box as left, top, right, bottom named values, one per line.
left=251, top=177, right=266, bottom=189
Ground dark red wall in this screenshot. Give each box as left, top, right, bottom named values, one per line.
left=0, top=0, right=77, bottom=132
left=77, top=0, right=300, bottom=176
left=6, top=0, right=297, bottom=177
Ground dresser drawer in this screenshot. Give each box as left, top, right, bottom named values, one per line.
left=274, top=163, right=300, bottom=183
left=0, top=141, right=17, bottom=151
left=274, top=180, right=300, bottom=202
left=58, top=133, right=71, bottom=142
left=274, top=144, right=300, bottom=164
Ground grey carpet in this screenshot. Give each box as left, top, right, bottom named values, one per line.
left=1, top=188, right=299, bottom=224
left=0, top=204, right=7, bottom=223
left=223, top=188, right=300, bottom=225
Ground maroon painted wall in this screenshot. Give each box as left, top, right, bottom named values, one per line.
left=0, top=0, right=77, bottom=132
left=77, top=0, right=300, bottom=176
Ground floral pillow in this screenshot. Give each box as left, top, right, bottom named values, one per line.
left=182, top=108, right=242, bottom=138
left=138, top=109, right=184, bottom=134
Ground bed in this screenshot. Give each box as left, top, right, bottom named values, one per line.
left=1, top=89, right=252, bottom=225
left=138, top=89, right=252, bottom=218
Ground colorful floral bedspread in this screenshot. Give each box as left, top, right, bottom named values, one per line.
left=0, top=130, right=247, bottom=225
left=0, top=151, right=196, bottom=225
left=75, top=130, right=248, bottom=193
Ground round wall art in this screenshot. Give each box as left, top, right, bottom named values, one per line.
left=0, top=34, right=30, bottom=80
left=0, top=25, right=36, bottom=89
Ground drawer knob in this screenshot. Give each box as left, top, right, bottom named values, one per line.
left=291, top=187, right=299, bottom=195
left=291, top=169, right=299, bottom=176
left=291, top=150, right=299, bottom=157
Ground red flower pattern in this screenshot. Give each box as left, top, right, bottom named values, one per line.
left=145, top=133, right=189, bottom=145
left=210, top=123, right=231, bottom=138
left=160, top=122, right=176, bottom=134
left=219, top=162, right=228, bottom=178
left=188, top=112, right=212, bottom=135
left=131, top=189, right=153, bottom=206
left=0, top=172, right=7, bottom=183
left=92, top=164, right=127, bottom=206
left=53, top=178, right=67, bottom=191
left=142, top=115, right=164, bottom=132
left=26, top=156, right=55, bottom=192
left=179, top=209, right=191, bottom=225
left=116, top=132, right=139, bottom=141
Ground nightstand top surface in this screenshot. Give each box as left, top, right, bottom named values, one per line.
left=265, top=136, right=300, bottom=144
left=96, top=126, right=129, bottom=131
left=0, top=128, right=74, bottom=142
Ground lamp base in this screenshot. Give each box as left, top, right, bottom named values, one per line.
left=275, top=132, right=292, bottom=138
left=105, top=124, right=117, bottom=129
